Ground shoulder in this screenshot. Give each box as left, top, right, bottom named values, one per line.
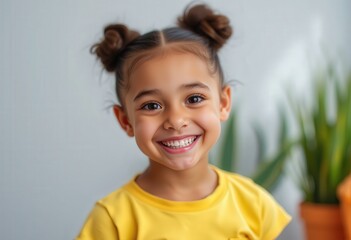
left=215, top=166, right=285, bottom=208
left=215, top=167, right=262, bottom=196
left=75, top=185, right=132, bottom=240
left=214, top=167, right=291, bottom=239
left=76, top=178, right=141, bottom=240
left=97, top=179, right=137, bottom=212
left=220, top=169, right=255, bottom=186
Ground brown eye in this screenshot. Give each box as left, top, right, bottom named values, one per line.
left=141, top=102, right=162, bottom=110
left=187, top=95, right=205, bottom=104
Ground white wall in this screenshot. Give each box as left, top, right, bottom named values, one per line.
left=1, top=0, right=350, bottom=239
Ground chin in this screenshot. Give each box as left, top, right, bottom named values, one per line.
left=163, top=158, right=202, bottom=171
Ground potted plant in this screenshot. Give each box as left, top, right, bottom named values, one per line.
left=288, top=62, right=351, bottom=239
left=214, top=105, right=295, bottom=193
left=338, top=174, right=351, bottom=239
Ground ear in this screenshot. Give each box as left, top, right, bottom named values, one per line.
left=113, top=105, right=134, bottom=137
left=219, top=85, right=232, bottom=122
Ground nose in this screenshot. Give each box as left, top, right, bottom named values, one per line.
left=163, top=106, right=189, bottom=131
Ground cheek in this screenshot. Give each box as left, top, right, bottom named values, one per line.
left=195, top=108, right=222, bottom=142
left=133, top=116, right=159, bottom=147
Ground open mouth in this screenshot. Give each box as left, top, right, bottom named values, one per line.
left=160, top=136, right=198, bottom=149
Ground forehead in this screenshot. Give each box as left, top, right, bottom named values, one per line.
left=127, top=52, right=219, bottom=92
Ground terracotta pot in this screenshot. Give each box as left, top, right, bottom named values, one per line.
left=300, top=202, right=345, bottom=240
left=338, top=174, right=351, bottom=240
left=340, top=203, right=351, bottom=240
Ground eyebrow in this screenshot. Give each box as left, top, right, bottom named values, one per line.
left=133, top=81, right=210, bottom=102
left=133, top=89, right=161, bottom=102
left=180, top=82, right=210, bottom=91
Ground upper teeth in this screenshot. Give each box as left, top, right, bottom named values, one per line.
left=162, top=137, right=196, bottom=148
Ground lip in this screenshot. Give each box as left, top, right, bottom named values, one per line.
left=157, top=135, right=201, bottom=154
left=158, top=135, right=198, bottom=142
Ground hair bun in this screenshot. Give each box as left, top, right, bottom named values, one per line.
left=177, top=4, right=232, bottom=51
left=90, top=24, right=140, bottom=72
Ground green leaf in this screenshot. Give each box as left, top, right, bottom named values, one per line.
left=288, top=62, right=351, bottom=203
left=252, top=140, right=296, bottom=192
left=252, top=123, right=267, bottom=166
left=217, top=112, right=237, bottom=171
left=278, top=104, right=289, bottom=147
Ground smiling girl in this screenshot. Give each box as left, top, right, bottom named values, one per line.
left=76, top=4, right=291, bottom=240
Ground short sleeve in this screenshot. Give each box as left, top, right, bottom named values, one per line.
left=75, top=203, right=119, bottom=240
left=257, top=186, right=291, bottom=239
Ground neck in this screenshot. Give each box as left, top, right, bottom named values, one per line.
left=136, top=161, right=218, bottom=201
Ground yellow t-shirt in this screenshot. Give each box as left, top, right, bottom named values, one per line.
left=76, top=167, right=291, bottom=240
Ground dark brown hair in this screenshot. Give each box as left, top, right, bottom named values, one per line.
left=90, top=3, right=233, bottom=105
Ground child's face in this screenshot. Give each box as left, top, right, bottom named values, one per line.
left=114, top=51, right=231, bottom=171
